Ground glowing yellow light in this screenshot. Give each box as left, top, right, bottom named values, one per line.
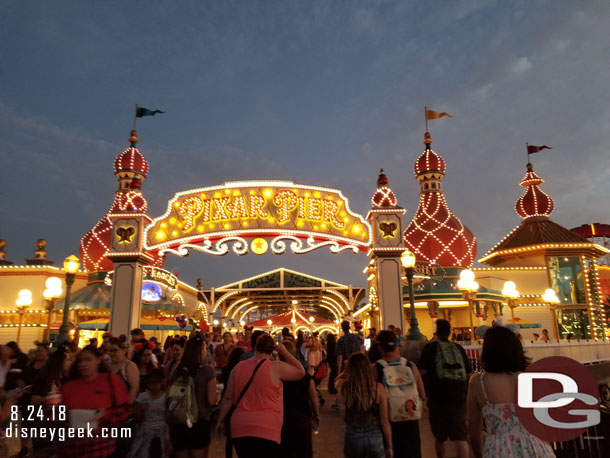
left=160, top=223, right=167, bottom=228
left=243, top=221, right=248, bottom=227
left=224, top=224, right=230, bottom=229
left=155, top=231, right=166, bottom=240
left=169, top=217, right=176, bottom=224
left=251, top=238, right=268, bottom=255
left=197, top=225, right=204, bottom=231
left=172, top=231, right=178, bottom=236
left=225, top=189, right=230, bottom=194
left=263, top=189, right=272, bottom=197
left=174, top=202, right=180, bottom=208
left=297, top=221, right=304, bottom=227
left=353, top=225, right=361, bottom=233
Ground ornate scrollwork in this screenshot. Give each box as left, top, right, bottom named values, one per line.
left=270, top=235, right=359, bottom=255
left=158, top=237, right=249, bottom=257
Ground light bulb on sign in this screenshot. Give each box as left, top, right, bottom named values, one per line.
left=213, top=319, right=219, bottom=326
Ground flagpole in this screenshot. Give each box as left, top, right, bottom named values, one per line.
left=133, top=104, right=138, bottom=130
left=526, top=142, right=530, bottom=165
left=425, top=106, right=428, bottom=132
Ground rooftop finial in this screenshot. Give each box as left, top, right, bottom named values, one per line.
left=129, top=130, right=138, bottom=146
left=423, top=131, right=433, bottom=149
left=377, top=169, right=389, bottom=188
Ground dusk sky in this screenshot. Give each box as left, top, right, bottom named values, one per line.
left=2, top=0, right=609, bottom=289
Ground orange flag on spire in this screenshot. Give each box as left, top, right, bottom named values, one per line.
left=425, top=109, right=453, bottom=120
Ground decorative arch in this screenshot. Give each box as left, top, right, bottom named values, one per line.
left=144, top=181, right=371, bottom=257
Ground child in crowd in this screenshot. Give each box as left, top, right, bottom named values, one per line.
left=128, top=368, right=168, bottom=458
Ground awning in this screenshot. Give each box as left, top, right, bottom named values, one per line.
left=78, top=317, right=193, bottom=331
left=507, top=318, right=541, bottom=329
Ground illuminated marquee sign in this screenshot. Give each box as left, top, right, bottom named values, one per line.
left=144, top=266, right=178, bottom=289
left=144, top=181, right=371, bottom=256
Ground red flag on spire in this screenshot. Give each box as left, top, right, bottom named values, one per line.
left=527, top=144, right=552, bottom=154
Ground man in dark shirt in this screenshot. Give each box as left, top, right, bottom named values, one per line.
left=336, top=320, right=363, bottom=373
left=418, top=319, right=472, bottom=458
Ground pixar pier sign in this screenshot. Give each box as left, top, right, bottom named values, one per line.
left=144, top=181, right=372, bottom=257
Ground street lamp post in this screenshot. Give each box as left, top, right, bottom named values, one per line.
left=402, top=249, right=424, bottom=341
left=542, top=288, right=560, bottom=341
left=43, top=277, right=62, bottom=342
left=502, top=281, right=520, bottom=322
left=56, top=255, right=80, bottom=346
left=457, top=269, right=479, bottom=343
left=16, top=289, right=33, bottom=345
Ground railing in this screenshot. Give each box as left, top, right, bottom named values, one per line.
left=460, top=340, right=610, bottom=372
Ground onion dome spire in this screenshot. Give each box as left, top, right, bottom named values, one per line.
left=372, top=169, right=398, bottom=207
left=403, top=134, right=477, bottom=267
left=113, top=130, right=149, bottom=189
left=80, top=130, right=161, bottom=271
left=515, top=163, right=554, bottom=218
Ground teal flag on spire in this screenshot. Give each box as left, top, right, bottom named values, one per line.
left=136, top=107, right=164, bottom=117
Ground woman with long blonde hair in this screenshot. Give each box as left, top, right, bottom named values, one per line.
left=340, top=353, right=393, bottom=458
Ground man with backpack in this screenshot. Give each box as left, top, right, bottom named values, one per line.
left=418, top=319, right=472, bottom=458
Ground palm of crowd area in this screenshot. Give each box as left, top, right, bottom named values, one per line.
left=0, top=320, right=555, bottom=458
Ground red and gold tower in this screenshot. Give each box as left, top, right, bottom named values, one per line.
left=404, top=132, right=477, bottom=268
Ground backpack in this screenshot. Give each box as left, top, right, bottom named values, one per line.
left=435, top=341, right=467, bottom=381
left=377, top=358, right=422, bottom=421
left=166, top=375, right=198, bottom=427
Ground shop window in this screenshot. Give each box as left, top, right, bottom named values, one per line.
left=556, top=309, right=590, bottom=340
left=547, top=256, right=586, bottom=304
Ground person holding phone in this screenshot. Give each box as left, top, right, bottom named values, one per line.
left=216, top=336, right=305, bottom=458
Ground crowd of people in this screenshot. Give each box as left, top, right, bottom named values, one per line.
left=0, top=319, right=557, bottom=458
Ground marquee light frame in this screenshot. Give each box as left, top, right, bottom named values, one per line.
left=144, top=181, right=372, bottom=257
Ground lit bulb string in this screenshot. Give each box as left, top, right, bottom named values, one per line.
left=479, top=242, right=610, bottom=264
left=403, top=192, right=476, bottom=266
left=581, top=255, right=598, bottom=338
left=153, top=230, right=370, bottom=257
left=371, top=186, right=397, bottom=207
left=414, top=148, right=446, bottom=176
left=516, top=186, right=554, bottom=218
left=216, top=267, right=349, bottom=290
left=144, top=180, right=371, bottom=242
left=80, top=192, right=123, bottom=270
left=80, top=188, right=161, bottom=270
left=114, top=147, right=149, bottom=176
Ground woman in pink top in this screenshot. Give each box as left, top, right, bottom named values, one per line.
left=217, top=334, right=304, bottom=458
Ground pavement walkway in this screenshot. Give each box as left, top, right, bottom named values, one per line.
left=209, top=388, right=472, bottom=458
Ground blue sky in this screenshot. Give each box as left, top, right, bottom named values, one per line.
left=1, top=0, right=610, bottom=288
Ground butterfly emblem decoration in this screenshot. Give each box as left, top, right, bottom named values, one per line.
left=379, top=222, right=397, bottom=238
left=116, top=226, right=136, bottom=243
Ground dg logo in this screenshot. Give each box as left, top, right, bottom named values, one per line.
left=515, top=356, right=600, bottom=442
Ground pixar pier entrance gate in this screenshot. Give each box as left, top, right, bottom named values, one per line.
left=106, top=177, right=407, bottom=336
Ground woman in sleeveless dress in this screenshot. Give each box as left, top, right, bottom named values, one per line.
left=340, top=352, right=393, bottom=458
left=467, top=326, right=555, bottom=458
